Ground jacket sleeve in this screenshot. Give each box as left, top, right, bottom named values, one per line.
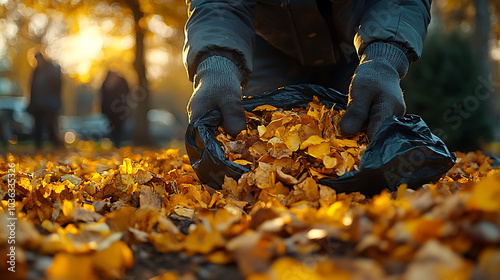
left=354, top=0, right=432, bottom=62
left=183, top=0, right=256, bottom=84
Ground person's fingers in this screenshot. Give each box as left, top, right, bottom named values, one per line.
left=366, top=103, right=392, bottom=140
left=220, top=101, right=246, bottom=137
left=188, top=85, right=246, bottom=137
left=339, top=89, right=372, bottom=136
left=366, top=96, right=405, bottom=139
left=186, top=95, right=207, bottom=122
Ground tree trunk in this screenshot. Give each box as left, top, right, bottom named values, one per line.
left=474, top=0, right=498, bottom=141
left=128, top=0, right=154, bottom=146
left=474, top=0, right=490, bottom=80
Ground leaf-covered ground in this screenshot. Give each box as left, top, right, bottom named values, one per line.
left=1, top=146, right=499, bottom=280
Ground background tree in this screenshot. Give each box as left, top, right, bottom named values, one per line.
left=403, top=31, right=492, bottom=151
left=433, top=0, right=500, bottom=138
left=115, top=0, right=186, bottom=146
left=403, top=1, right=500, bottom=152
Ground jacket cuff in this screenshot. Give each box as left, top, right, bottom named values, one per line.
left=361, top=42, right=409, bottom=79
left=196, top=49, right=248, bottom=86
left=195, top=56, right=245, bottom=87
left=184, top=41, right=252, bottom=87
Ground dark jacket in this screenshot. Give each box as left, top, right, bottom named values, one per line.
left=28, top=62, right=62, bottom=113
left=183, top=0, right=432, bottom=85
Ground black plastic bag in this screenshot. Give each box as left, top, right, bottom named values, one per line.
left=185, top=84, right=456, bottom=196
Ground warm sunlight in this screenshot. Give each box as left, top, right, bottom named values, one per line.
left=42, top=14, right=172, bottom=85
left=47, top=17, right=105, bottom=83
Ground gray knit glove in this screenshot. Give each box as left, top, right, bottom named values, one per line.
left=187, top=56, right=246, bottom=137
left=340, top=42, right=409, bottom=139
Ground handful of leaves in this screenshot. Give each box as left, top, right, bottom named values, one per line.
left=215, top=97, right=369, bottom=189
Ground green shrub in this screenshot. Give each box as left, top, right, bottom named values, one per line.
left=402, top=30, right=493, bottom=151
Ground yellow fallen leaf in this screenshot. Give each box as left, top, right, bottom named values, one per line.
left=149, top=272, right=180, bottom=280
left=331, top=138, right=359, bottom=148
left=185, top=224, right=225, bottom=254
left=253, top=105, right=278, bottom=111
left=48, top=253, right=97, bottom=280
left=268, top=257, right=350, bottom=280
left=300, top=135, right=328, bottom=150
left=233, top=159, right=253, bottom=166
left=283, top=124, right=301, bottom=152
left=297, top=177, right=320, bottom=201
left=467, top=173, right=500, bottom=212
left=307, top=142, right=331, bottom=159
left=323, top=156, right=337, bottom=169
left=173, top=206, right=195, bottom=219
left=62, top=200, right=76, bottom=217
left=206, top=250, right=234, bottom=265
left=254, top=162, right=275, bottom=189
left=91, top=241, right=134, bottom=278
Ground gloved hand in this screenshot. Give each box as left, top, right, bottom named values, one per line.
left=340, top=42, right=409, bottom=139
left=187, top=55, right=246, bottom=137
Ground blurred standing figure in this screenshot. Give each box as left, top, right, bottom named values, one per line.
left=28, top=52, right=62, bottom=148
left=101, top=70, right=130, bottom=147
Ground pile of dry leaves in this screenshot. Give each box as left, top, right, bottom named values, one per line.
left=0, top=100, right=499, bottom=280
left=216, top=97, right=369, bottom=181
